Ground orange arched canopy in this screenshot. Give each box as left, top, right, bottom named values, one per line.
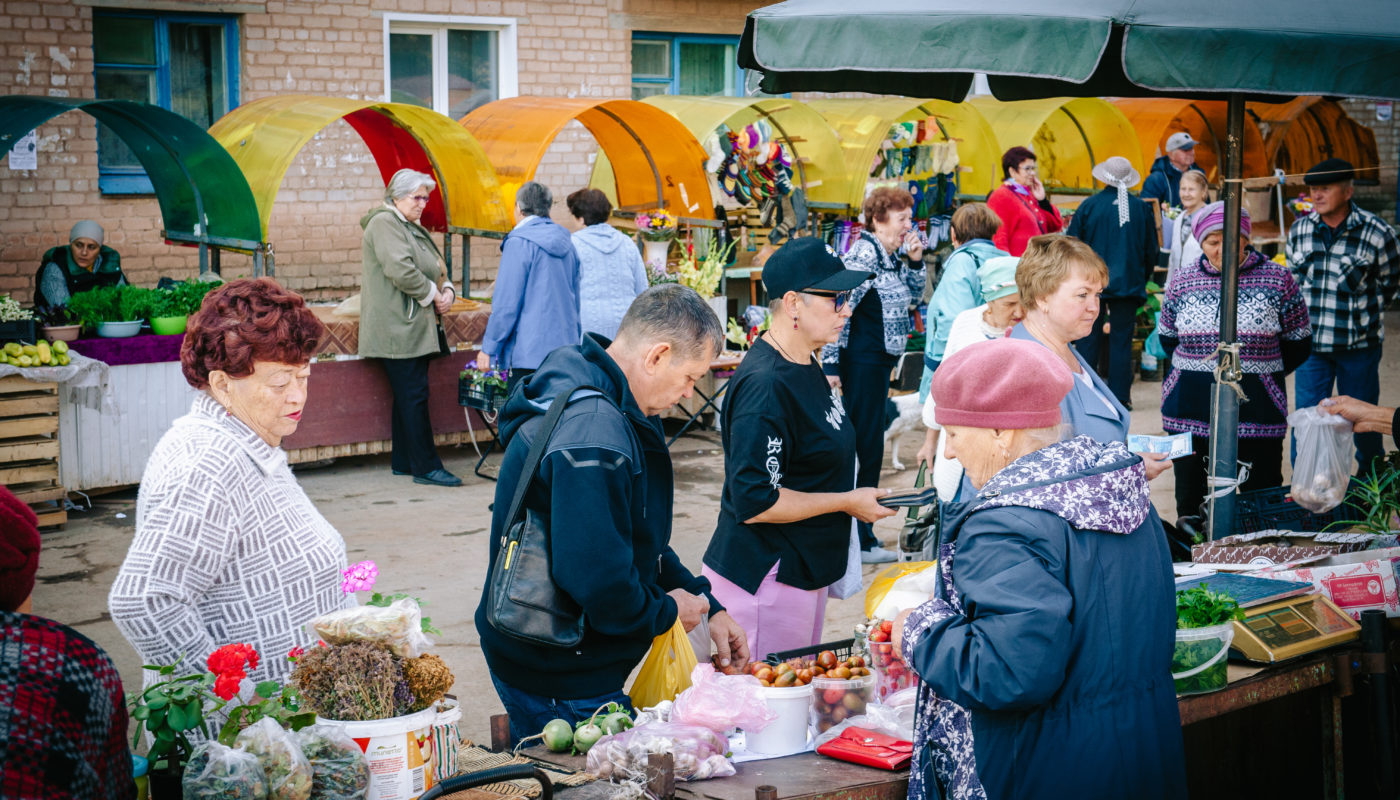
left=1249, top=97, right=1380, bottom=185
left=1110, top=98, right=1268, bottom=185
left=210, top=95, right=509, bottom=238
left=461, top=97, right=712, bottom=220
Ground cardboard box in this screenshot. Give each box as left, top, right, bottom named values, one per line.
left=1190, top=530, right=1381, bottom=567
left=1253, top=547, right=1400, bottom=619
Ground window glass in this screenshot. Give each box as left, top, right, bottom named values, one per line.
left=678, top=42, right=736, bottom=96
left=631, top=39, right=670, bottom=80
left=168, top=22, right=228, bottom=128
left=389, top=32, right=433, bottom=107
left=631, top=82, right=669, bottom=101
left=93, top=17, right=155, bottom=65
left=94, top=69, right=156, bottom=169
left=447, top=28, right=496, bottom=118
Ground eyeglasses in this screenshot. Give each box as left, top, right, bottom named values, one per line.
left=805, top=290, right=849, bottom=311
left=408, top=195, right=431, bottom=204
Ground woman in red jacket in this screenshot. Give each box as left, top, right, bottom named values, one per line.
left=987, top=146, right=1063, bottom=256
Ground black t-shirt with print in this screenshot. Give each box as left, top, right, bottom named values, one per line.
left=703, top=336, right=857, bottom=594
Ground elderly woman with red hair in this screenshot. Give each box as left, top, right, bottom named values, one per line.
left=110, top=278, right=353, bottom=693
left=987, top=146, right=1064, bottom=256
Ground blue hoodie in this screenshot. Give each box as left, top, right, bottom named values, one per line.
left=482, top=216, right=582, bottom=371
left=573, top=223, right=648, bottom=341
left=903, top=436, right=1185, bottom=800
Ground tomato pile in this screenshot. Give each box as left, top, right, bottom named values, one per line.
left=811, top=674, right=873, bottom=733
left=747, top=650, right=869, bottom=688
left=867, top=618, right=914, bottom=700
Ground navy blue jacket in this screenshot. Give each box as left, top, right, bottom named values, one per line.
left=903, top=437, right=1186, bottom=800
left=1066, top=187, right=1160, bottom=301
left=482, top=216, right=582, bottom=370
left=475, top=335, right=717, bottom=699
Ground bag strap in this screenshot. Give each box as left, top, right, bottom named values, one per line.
left=502, top=385, right=613, bottom=533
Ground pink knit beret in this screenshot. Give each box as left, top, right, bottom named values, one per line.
left=931, top=337, right=1073, bottom=429
left=0, top=485, right=40, bottom=612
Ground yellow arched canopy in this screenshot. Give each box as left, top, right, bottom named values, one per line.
left=1249, top=97, right=1380, bottom=186
left=969, top=97, right=1145, bottom=192
left=807, top=97, right=1002, bottom=203
left=209, top=95, right=509, bottom=238
left=1111, top=98, right=1268, bottom=185
left=461, top=97, right=712, bottom=220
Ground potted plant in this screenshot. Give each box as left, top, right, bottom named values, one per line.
left=37, top=304, right=82, bottom=341
left=635, top=209, right=678, bottom=269
left=65, top=285, right=136, bottom=337
left=0, top=294, right=37, bottom=344
left=1172, top=586, right=1243, bottom=695
left=459, top=363, right=510, bottom=413
left=148, top=288, right=189, bottom=335
left=129, top=655, right=230, bottom=797
left=1326, top=454, right=1400, bottom=535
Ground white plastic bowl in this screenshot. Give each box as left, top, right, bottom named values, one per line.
left=96, top=320, right=142, bottom=338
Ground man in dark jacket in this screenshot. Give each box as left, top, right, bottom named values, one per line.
left=1067, top=156, right=1160, bottom=407
left=476, top=284, right=749, bottom=745
left=1141, top=131, right=1205, bottom=209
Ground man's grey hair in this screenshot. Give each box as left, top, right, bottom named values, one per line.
left=385, top=168, right=436, bottom=202
left=616, top=284, right=724, bottom=361
left=516, top=181, right=553, bottom=218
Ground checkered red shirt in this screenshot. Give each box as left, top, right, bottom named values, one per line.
left=1286, top=203, right=1400, bottom=352
left=0, top=610, right=134, bottom=799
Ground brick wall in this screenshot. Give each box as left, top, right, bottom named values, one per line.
left=1339, top=98, right=1399, bottom=225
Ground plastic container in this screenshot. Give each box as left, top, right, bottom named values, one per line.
left=811, top=673, right=875, bottom=735
left=745, top=683, right=812, bottom=755
left=96, top=320, right=142, bottom=338
left=148, top=315, right=187, bottom=336
left=1171, top=623, right=1235, bottom=695
left=867, top=638, right=915, bottom=702
left=318, top=707, right=437, bottom=800
left=1236, top=480, right=1360, bottom=534
left=764, top=637, right=856, bottom=665
left=40, top=324, right=81, bottom=342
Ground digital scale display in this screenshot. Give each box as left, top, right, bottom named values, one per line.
left=1232, top=594, right=1360, bottom=663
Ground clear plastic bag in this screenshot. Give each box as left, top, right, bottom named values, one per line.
left=182, top=741, right=269, bottom=800
left=234, top=717, right=314, bottom=800
left=585, top=722, right=735, bottom=782
left=670, top=664, right=778, bottom=736
left=1289, top=406, right=1353, bottom=513
left=311, top=598, right=432, bottom=658
left=294, top=723, right=370, bottom=800
left=812, top=694, right=918, bottom=750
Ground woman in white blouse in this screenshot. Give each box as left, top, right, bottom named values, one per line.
left=1165, top=170, right=1209, bottom=288
left=110, top=278, right=353, bottom=690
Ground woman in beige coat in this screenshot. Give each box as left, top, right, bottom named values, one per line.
left=359, top=168, right=461, bottom=487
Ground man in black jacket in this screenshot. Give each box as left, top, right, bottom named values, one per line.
left=1067, top=156, right=1160, bottom=407
left=476, top=284, right=749, bottom=745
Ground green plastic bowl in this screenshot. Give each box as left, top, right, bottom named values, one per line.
left=148, top=315, right=188, bottom=336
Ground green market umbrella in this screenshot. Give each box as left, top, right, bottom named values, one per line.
left=741, top=0, right=1400, bottom=542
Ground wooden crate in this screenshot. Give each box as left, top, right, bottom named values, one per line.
left=0, top=376, right=66, bottom=528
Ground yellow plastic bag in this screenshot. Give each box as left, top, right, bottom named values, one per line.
left=864, top=561, right=937, bottom=620
left=627, top=619, right=698, bottom=709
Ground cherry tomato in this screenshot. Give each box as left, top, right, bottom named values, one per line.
left=755, top=666, right=774, bottom=683
left=823, top=687, right=846, bottom=705
left=774, top=669, right=797, bottom=687
left=879, top=620, right=894, bottom=635
left=817, top=650, right=838, bottom=670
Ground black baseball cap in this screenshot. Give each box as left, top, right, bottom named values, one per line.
left=762, top=237, right=873, bottom=298
left=1304, top=158, right=1354, bottom=186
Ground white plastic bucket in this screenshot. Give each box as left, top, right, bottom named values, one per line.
left=319, top=707, right=438, bottom=800
left=1171, top=623, right=1235, bottom=695
left=746, top=683, right=813, bottom=755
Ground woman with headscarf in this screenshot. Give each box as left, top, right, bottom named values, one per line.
left=34, top=220, right=125, bottom=316
left=986, top=147, right=1063, bottom=256
left=895, top=337, right=1186, bottom=800
left=1159, top=202, right=1312, bottom=523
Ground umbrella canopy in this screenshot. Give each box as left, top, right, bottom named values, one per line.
left=741, top=0, right=1400, bottom=101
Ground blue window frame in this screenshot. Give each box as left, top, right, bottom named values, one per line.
left=92, top=10, right=240, bottom=195
left=631, top=33, right=744, bottom=99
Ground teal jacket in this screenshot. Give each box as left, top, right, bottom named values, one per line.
left=919, top=239, right=1006, bottom=400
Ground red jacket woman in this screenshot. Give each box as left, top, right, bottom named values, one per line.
left=987, top=146, right=1063, bottom=256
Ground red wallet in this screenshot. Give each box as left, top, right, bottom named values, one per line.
left=815, top=727, right=914, bottom=770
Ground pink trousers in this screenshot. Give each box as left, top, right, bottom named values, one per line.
left=703, top=563, right=829, bottom=662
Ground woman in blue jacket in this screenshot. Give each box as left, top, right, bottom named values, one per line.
left=895, top=337, right=1186, bottom=800
left=918, top=203, right=1007, bottom=400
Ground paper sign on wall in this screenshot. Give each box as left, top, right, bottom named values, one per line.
left=8, top=131, right=37, bottom=170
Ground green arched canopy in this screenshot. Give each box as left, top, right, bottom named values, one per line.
left=0, top=96, right=263, bottom=252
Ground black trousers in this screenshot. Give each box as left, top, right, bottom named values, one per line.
left=1073, top=297, right=1140, bottom=407
left=839, top=354, right=897, bottom=550
left=1174, top=434, right=1285, bottom=520
left=379, top=356, right=444, bottom=477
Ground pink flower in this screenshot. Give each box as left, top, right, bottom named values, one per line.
left=341, top=560, right=378, bottom=594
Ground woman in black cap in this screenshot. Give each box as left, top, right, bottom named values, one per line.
left=702, top=237, right=896, bottom=660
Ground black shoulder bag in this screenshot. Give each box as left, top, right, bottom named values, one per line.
left=485, top=386, right=612, bottom=648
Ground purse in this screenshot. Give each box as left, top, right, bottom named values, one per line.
left=899, top=463, right=941, bottom=558
left=484, top=385, right=611, bottom=648
left=816, top=727, right=914, bottom=770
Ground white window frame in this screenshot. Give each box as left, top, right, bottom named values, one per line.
left=382, top=13, right=518, bottom=114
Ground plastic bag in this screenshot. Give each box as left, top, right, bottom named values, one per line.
left=183, top=741, right=269, bottom=800
left=1289, top=405, right=1353, bottom=513
left=585, top=722, right=735, bottom=782
left=864, top=561, right=938, bottom=620
left=627, top=619, right=698, bottom=709
left=813, top=692, right=919, bottom=750
left=311, top=598, right=432, bottom=658
left=430, top=698, right=463, bottom=783
left=670, top=664, right=778, bottom=735
left=235, top=717, right=314, bottom=800
left=294, top=723, right=370, bottom=800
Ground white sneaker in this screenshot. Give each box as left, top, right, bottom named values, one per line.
left=861, top=546, right=898, bottom=564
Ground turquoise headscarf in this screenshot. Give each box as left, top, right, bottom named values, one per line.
left=978, top=255, right=1020, bottom=303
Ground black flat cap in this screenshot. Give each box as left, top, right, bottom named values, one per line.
left=1304, top=158, right=1354, bottom=186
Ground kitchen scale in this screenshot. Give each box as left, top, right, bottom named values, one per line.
left=1230, top=593, right=1361, bottom=663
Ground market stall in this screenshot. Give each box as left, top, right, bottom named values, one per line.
left=968, top=96, right=1146, bottom=194
left=1110, top=98, right=1269, bottom=186
left=1250, top=96, right=1382, bottom=193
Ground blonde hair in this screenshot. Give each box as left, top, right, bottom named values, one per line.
left=1179, top=170, right=1209, bottom=193
left=1016, top=235, right=1109, bottom=312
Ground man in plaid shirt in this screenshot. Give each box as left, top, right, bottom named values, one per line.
left=1287, top=158, right=1400, bottom=473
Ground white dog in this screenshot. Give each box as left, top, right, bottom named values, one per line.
left=883, top=392, right=925, bottom=471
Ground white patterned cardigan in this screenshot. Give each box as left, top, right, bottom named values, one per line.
left=109, top=393, right=352, bottom=690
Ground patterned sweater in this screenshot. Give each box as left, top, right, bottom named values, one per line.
left=1158, top=251, right=1312, bottom=438
left=0, top=610, right=134, bottom=799
left=110, top=394, right=352, bottom=691
left=821, top=230, right=926, bottom=371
